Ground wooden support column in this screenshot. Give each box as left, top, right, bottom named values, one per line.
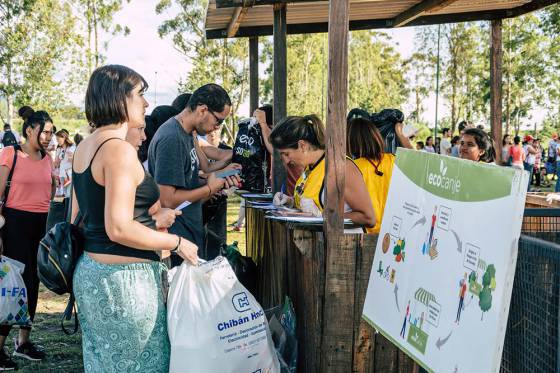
left=249, top=36, right=259, bottom=114
left=272, top=3, right=287, bottom=192
left=490, top=19, right=503, bottom=163
left=320, top=0, right=353, bottom=372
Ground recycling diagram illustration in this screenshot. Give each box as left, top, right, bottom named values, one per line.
left=362, top=149, right=528, bottom=373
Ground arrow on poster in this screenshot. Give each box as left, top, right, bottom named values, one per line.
left=436, top=331, right=452, bottom=350
left=394, top=283, right=400, bottom=312
left=409, top=215, right=427, bottom=232
left=451, top=229, right=462, bottom=253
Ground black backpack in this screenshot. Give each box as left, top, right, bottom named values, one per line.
left=1, top=131, right=18, bottom=147
left=38, top=217, right=84, bottom=334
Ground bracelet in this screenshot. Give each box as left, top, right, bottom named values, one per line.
left=171, top=236, right=181, bottom=253
left=206, top=184, right=212, bottom=197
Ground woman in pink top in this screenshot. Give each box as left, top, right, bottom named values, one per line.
left=508, top=135, right=525, bottom=169
left=0, top=107, right=54, bottom=369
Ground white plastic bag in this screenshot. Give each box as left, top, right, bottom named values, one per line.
left=168, top=256, right=280, bottom=373
left=0, top=256, right=30, bottom=326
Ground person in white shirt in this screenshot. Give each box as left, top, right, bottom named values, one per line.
left=440, top=128, right=452, bottom=155
left=424, top=136, right=436, bottom=153
left=523, top=135, right=538, bottom=191
left=54, top=129, right=76, bottom=198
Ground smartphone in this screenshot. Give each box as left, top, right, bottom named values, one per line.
left=175, top=200, right=192, bottom=211
left=216, top=169, right=241, bottom=179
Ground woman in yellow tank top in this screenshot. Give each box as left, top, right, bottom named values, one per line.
left=347, top=117, right=395, bottom=234
left=269, top=114, right=375, bottom=229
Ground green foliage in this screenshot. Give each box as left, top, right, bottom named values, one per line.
left=348, top=31, right=408, bottom=112
left=0, top=0, right=83, bottom=123
left=478, top=286, right=492, bottom=320
left=157, top=0, right=250, bottom=143
left=503, top=15, right=547, bottom=135
left=479, top=264, right=496, bottom=320
left=468, top=271, right=477, bottom=284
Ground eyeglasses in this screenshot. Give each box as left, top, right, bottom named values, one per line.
left=208, top=110, right=225, bottom=126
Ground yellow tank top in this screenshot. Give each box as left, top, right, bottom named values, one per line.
left=353, top=154, right=395, bottom=233
left=294, top=155, right=325, bottom=211
left=294, top=154, right=358, bottom=213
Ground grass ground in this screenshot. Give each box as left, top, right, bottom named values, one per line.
left=16, top=196, right=246, bottom=372
left=17, top=182, right=557, bottom=371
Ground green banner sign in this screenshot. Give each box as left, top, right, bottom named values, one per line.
left=396, top=149, right=516, bottom=202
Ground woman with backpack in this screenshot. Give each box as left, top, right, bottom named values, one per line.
left=71, top=65, right=198, bottom=372
left=0, top=107, right=55, bottom=370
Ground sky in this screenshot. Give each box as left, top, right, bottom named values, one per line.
left=102, top=0, right=543, bottom=130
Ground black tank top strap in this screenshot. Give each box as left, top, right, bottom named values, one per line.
left=88, top=137, right=122, bottom=168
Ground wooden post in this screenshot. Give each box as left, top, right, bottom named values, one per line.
left=272, top=4, right=287, bottom=193
left=320, top=0, right=353, bottom=372
left=249, top=36, right=259, bottom=114
left=490, top=19, right=503, bottom=164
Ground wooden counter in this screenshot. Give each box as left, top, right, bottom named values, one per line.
left=244, top=199, right=414, bottom=372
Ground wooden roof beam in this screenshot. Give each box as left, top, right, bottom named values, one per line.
left=216, top=0, right=323, bottom=9
left=393, top=0, right=460, bottom=28
left=226, top=6, right=248, bottom=37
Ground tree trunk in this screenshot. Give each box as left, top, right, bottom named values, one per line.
left=87, top=0, right=93, bottom=74
left=6, top=59, right=14, bottom=125
left=93, top=0, right=99, bottom=68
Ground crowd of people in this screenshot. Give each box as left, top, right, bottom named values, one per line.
left=0, top=63, right=556, bottom=371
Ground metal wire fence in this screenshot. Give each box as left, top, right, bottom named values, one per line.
left=501, top=208, right=560, bottom=373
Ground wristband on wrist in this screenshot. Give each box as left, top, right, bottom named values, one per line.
left=171, top=236, right=181, bottom=253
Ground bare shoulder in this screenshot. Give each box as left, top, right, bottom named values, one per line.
left=101, top=140, right=138, bottom=168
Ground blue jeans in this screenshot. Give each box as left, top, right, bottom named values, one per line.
left=556, top=161, right=560, bottom=192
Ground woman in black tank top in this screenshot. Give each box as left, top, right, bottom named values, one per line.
left=71, top=65, right=198, bottom=372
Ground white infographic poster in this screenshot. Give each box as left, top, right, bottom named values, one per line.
left=362, top=149, right=528, bottom=373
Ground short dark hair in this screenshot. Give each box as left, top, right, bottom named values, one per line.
left=3, top=124, right=10, bottom=130
left=513, top=135, right=521, bottom=145
left=187, top=84, right=231, bottom=113
left=258, top=104, right=273, bottom=126
left=172, top=93, right=192, bottom=112
left=463, top=128, right=495, bottom=163
left=458, top=120, right=468, bottom=132
left=151, top=105, right=179, bottom=127
left=270, top=114, right=325, bottom=150
left=73, top=133, right=84, bottom=145
left=85, top=65, right=148, bottom=128
left=451, top=135, right=460, bottom=145
left=442, top=128, right=450, bottom=135
left=347, top=117, right=385, bottom=162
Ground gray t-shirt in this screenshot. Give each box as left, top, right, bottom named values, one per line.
left=148, top=118, right=203, bottom=249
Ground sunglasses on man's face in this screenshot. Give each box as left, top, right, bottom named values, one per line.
left=208, top=110, right=225, bottom=126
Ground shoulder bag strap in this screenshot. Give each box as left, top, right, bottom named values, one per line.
left=3, top=145, right=21, bottom=204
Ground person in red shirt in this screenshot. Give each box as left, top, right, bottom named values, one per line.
left=456, top=273, right=468, bottom=324
left=0, top=107, right=54, bottom=368
left=508, top=136, right=525, bottom=169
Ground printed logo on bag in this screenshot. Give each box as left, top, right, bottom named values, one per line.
left=0, top=287, right=26, bottom=298
left=232, top=292, right=251, bottom=312
left=239, top=134, right=255, bottom=146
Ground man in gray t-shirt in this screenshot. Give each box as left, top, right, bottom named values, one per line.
left=148, top=84, right=239, bottom=264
